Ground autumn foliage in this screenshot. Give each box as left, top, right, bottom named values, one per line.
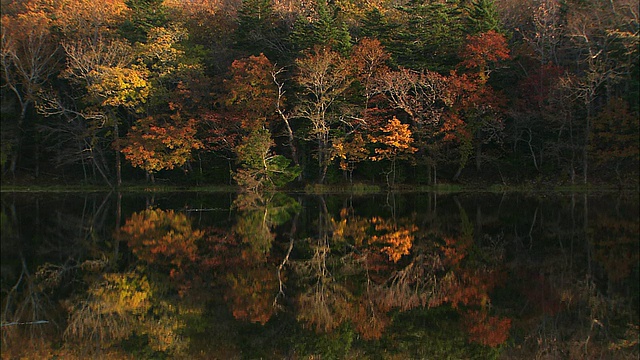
left=122, top=114, right=203, bottom=174
left=120, top=208, right=203, bottom=267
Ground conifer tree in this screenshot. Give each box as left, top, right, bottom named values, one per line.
left=290, top=0, right=352, bottom=54
left=392, top=0, right=465, bottom=72
left=466, top=0, right=504, bottom=35
left=235, top=0, right=291, bottom=61
left=121, top=0, right=169, bottom=44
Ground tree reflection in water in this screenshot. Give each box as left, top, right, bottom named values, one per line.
left=0, top=192, right=637, bottom=358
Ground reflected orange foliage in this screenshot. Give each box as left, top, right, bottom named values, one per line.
left=332, top=209, right=417, bottom=263
left=352, top=298, right=390, bottom=340
left=226, top=265, right=278, bottom=325
left=464, top=310, right=511, bottom=347
left=121, top=208, right=203, bottom=267
left=371, top=217, right=417, bottom=263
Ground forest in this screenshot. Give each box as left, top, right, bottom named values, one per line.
left=1, top=0, right=639, bottom=189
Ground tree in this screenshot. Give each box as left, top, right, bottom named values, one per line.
left=466, top=0, right=503, bottom=35
left=125, top=24, right=210, bottom=181
left=360, top=7, right=396, bottom=47
left=391, top=0, right=465, bottom=71
left=289, top=0, right=352, bottom=54
left=235, top=0, right=291, bottom=60
left=459, top=30, right=510, bottom=84
left=121, top=115, right=203, bottom=179
left=1, top=8, right=59, bottom=176
left=294, top=46, right=354, bottom=183
left=223, top=53, right=279, bottom=129
left=450, top=30, right=510, bottom=178
left=589, top=97, right=639, bottom=184
left=87, top=64, right=151, bottom=186
left=351, top=38, right=390, bottom=107
left=369, top=117, right=417, bottom=187
left=50, top=0, right=128, bottom=43
left=234, top=127, right=300, bottom=190
left=48, top=37, right=147, bottom=187
left=373, top=67, right=454, bottom=183
left=120, top=0, right=169, bottom=44
left=561, top=0, right=638, bottom=184
left=331, top=132, right=369, bottom=183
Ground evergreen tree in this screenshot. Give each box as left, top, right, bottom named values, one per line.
left=391, top=0, right=465, bottom=72
left=121, top=0, right=169, bottom=44
left=235, top=0, right=291, bottom=61
left=289, top=0, right=352, bottom=54
left=360, top=8, right=397, bottom=45
left=466, top=0, right=503, bottom=35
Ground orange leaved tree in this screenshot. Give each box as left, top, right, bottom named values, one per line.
left=369, top=117, right=417, bottom=187
left=121, top=113, right=203, bottom=181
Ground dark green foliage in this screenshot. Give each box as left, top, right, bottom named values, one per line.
left=289, top=0, right=352, bottom=54
left=120, top=0, right=169, bottom=44
left=360, top=8, right=394, bottom=42
left=235, top=0, right=292, bottom=61
left=391, top=0, right=465, bottom=71
left=466, top=0, right=503, bottom=34
left=235, top=128, right=301, bottom=190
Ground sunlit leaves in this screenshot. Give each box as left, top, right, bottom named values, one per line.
left=331, top=133, right=369, bottom=175
left=370, top=117, right=417, bottom=161
left=50, top=0, right=128, bottom=41
left=369, top=117, right=417, bottom=186
left=459, top=30, right=510, bottom=83
left=86, top=65, right=150, bottom=109
left=138, top=25, right=189, bottom=79
left=224, top=53, right=278, bottom=127
left=121, top=115, right=203, bottom=173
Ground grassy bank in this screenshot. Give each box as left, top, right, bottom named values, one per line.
left=1, top=181, right=636, bottom=194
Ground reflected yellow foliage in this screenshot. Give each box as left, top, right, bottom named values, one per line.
left=65, top=271, right=151, bottom=345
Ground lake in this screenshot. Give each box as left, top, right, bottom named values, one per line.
left=1, top=190, right=638, bottom=359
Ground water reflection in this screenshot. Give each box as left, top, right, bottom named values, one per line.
left=1, top=191, right=638, bottom=358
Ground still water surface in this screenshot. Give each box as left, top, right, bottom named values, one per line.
left=1, top=191, right=638, bottom=359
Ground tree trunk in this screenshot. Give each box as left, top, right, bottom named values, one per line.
left=475, top=141, right=482, bottom=172
left=582, top=108, right=590, bottom=185
left=114, top=120, right=121, bottom=188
